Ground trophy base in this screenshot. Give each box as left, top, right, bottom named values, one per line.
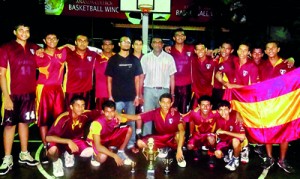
left=146, top=169, right=155, bottom=179
left=164, top=169, right=170, bottom=175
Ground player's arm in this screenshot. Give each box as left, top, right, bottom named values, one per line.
left=170, top=74, right=175, bottom=99
left=139, top=74, right=145, bottom=103
left=133, top=75, right=140, bottom=106
left=107, top=76, right=113, bottom=101
left=176, top=122, right=185, bottom=162
left=0, top=67, right=13, bottom=110
left=46, top=135, right=79, bottom=153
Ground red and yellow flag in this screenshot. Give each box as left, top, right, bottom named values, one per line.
left=223, top=68, right=300, bottom=144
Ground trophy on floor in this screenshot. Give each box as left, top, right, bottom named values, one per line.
left=142, top=138, right=158, bottom=177
left=162, top=158, right=173, bottom=174
left=131, top=161, right=136, bottom=173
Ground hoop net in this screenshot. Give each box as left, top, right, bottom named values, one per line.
left=138, top=4, right=153, bottom=13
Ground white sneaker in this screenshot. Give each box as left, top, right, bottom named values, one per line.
left=64, top=152, right=74, bottom=168
left=240, top=146, right=249, bottom=163
left=177, top=159, right=186, bottom=168
left=117, top=151, right=132, bottom=165
left=225, top=157, right=239, bottom=171
left=53, top=158, right=64, bottom=177
left=224, top=149, right=233, bottom=163
left=0, top=155, right=13, bottom=175
left=90, top=155, right=101, bottom=167
left=19, top=151, right=39, bottom=166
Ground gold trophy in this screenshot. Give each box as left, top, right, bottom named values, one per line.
left=131, top=161, right=136, bottom=173
left=142, top=138, right=158, bottom=177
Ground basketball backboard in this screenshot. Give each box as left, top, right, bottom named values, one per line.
left=120, top=0, right=171, bottom=13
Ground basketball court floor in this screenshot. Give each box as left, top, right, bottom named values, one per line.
left=0, top=124, right=299, bottom=179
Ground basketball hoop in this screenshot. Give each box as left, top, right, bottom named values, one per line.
left=139, top=4, right=153, bottom=13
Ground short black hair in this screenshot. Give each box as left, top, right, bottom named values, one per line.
left=217, top=100, right=231, bottom=110
left=159, top=93, right=172, bottom=102
left=197, top=95, right=212, bottom=105
left=265, top=40, right=280, bottom=48
left=102, top=100, right=116, bottom=110
left=70, top=95, right=85, bottom=105
left=173, top=28, right=185, bottom=36
left=132, top=37, right=143, bottom=44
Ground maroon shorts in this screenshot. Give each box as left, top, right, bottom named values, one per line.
left=48, top=138, right=90, bottom=155
left=2, top=93, right=36, bottom=126
left=188, top=133, right=215, bottom=149
left=37, top=85, right=64, bottom=127
left=142, top=133, right=177, bottom=150
left=89, top=126, right=129, bottom=155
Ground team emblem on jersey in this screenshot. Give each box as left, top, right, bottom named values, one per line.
left=87, top=56, right=92, bottom=62
left=229, top=125, right=233, bottom=132
left=243, top=70, right=248, bottom=77
left=206, top=64, right=211, bottom=69
left=280, top=69, right=286, bottom=75
left=186, top=52, right=192, bottom=57
left=219, top=66, right=224, bottom=70
left=30, top=49, right=35, bottom=55
left=169, top=118, right=173, bottom=124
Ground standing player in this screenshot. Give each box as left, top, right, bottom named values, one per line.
left=183, top=95, right=218, bottom=167
left=214, top=100, right=247, bottom=171
left=35, top=32, right=67, bottom=164
left=0, top=22, right=40, bottom=176
left=46, top=95, right=99, bottom=177
left=87, top=100, right=141, bottom=167
left=122, top=93, right=186, bottom=167
left=94, top=38, right=115, bottom=111
left=63, top=34, right=98, bottom=110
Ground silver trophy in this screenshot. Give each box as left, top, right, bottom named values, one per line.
left=162, top=158, right=173, bottom=174
left=131, top=161, right=136, bottom=173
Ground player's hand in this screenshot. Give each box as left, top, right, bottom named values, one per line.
left=176, top=149, right=184, bottom=162
left=3, top=95, right=13, bottom=110
left=133, top=97, right=139, bottom=107
left=35, top=48, right=44, bottom=57
left=215, top=71, right=223, bottom=83
left=216, top=129, right=225, bottom=135
left=284, top=57, right=295, bottom=68
left=68, top=140, right=79, bottom=153
left=164, top=46, right=171, bottom=53
left=114, top=155, right=124, bottom=166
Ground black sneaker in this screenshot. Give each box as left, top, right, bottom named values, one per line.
left=19, top=152, right=39, bottom=166
left=254, top=145, right=266, bottom=159
left=261, top=157, right=275, bottom=169
left=41, top=148, right=49, bottom=164
left=193, top=150, right=201, bottom=161
left=277, top=160, right=295, bottom=173
left=208, top=156, right=216, bottom=168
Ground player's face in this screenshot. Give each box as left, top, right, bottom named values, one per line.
left=217, top=106, right=231, bottom=120
left=151, top=38, right=163, bottom=53
left=265, top=42, right=280, bottom=58
left=119, top=37, right=131, bottom=51
left=194, top=44, right=207, bottom=59
left=44, top=34, right=59, bottom=49
left=14, top=25, right=30, bottom=41
left=173, top=31, right=186, bottom=44
left=199, top=100, right=212, bottom=116
left=70, top=100, right=85, bottom=117
left=159, top=97, right=172, bottom=112
left=237, top=44, right=249, bottom=60
left=220, top=43, right=233, bottom=58
left=75, top=35, right=89, bottom=51
left=103, top=107, right=116, bottom=120
left=102, top=40, right=114, bottom=53
left=132, top=40, right=143, bottom=53
left=251, top=48, right=264, bottom=61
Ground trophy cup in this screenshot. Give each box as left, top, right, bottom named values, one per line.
left=142, top=138, right=158, bottom=178
left=162, top=158, right=173, bottom=174
left=131, top=161, right=136, bottom=173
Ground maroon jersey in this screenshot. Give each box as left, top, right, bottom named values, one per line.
left=140, top=108, right=183, bottom=135
left=191, top=55, right=217, bottom=96
left=170, top=44, right=194, bottom=86
left=92, top=115, right=120, bottom=139
left=214, top=55, right=237, bottom=89
left=47, top=110, right=99, bottom=139
left=183, top=108, right=218, bottom=134
left=215, top=110, right=245, bottom=141
left=64, top=48, right=97, bottom=93
left=36, top=48, right=67, bottom=85
left=259, top=58, right=295, bottom=81
left=0, top=41, right=39, bottom=94
left=94, top=55, right=110, bottom=98
left=233, top=58, right=259, bottom=85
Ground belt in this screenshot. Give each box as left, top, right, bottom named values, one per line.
left=153, top=87, right=163, bottom=89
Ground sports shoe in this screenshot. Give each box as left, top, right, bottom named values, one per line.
left=277, top=160, right=295, bottom=173
left=202, top=146, right=209, bottom=151
left=225, top=157, right=239, bottom=171
left=177, top=159, right=186, bottom=168
left=224, top=149, right=233, bottom=163
left=90, top=155, right=101, bottom=167
left=261, top=157, right=275, bottom=169
left=41, top=147, right=49, bottom=164
left=0, top=155, right=13, bottom=175
left=52, top=158, right=64, bottom=177
left=158, top=147, right=171, bottom=159
left=208, top=156, right=216, bottom=168
left=117, top=151, right=132, bottom=165
left=254, top=145, right=266, bottom=159
left=64, top=151, right=74, bottom=168
left=240, top=146, right=249, bottom=163
left=18, top=151, right=39, bottom=166
left=193, top=150, right=201, bottom=161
